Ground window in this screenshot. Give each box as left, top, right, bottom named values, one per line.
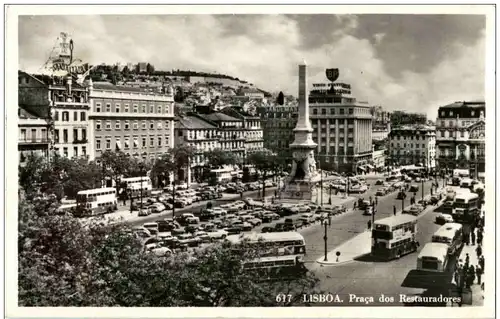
left=62, top=111, right=69, bottom=121
left=106, top=139, right=111, bottom=149
left=330, top=108, right=335, bottom=115
left=63, top=147, right=68, bottom=157
left=80, top=111, right=86, bottom=121
left=441, top=130, right=445, bottom=137
left=157, top=122, right=163, bottom=129
left=422, top=144, right=425, bottom=148
left=20, top=129, right=26, bottom=140
left=54, top=111, right=59, bottom=121
left=141, top=121, right=146, bottom=130
left=96, top=140, right=102, bottom=150
left=416, top=136, right=419, bottom=140
left=73, top=129, right=78, bottom=141
left=158, top=137, right=162, bottom=146
left=150, top=137, right=154, bottom=147
left=321, top=108, right=326, bottom=115
left=115, top=120, right=121, bottom=130
left=157, top=105, right=162, bottom=113
left=133, top=121, right=139, bottom=130
left=124, top=104, right=129, bottom=112
left=124, top=121, right=130, bottom=130
left=471, top=110, right=475, bottom=116
left=133, top=104, right=138, bottom=113
left=82, top=146, right=86, bottom=156
left=449, top=111, right=453, bottom=116
left=106, top=121, right=111, bottom=130
left=141, top=105, right=146, bottom=113
left=150, top=121, right=155, bottom=129
left=149, top=105, right=154, bottom=113
left=340, top=108, right=345, bottom=115
left=115, top=104, right=120, bottom=112
left=133, top=138, right=138, bottom=149
left=313, top=109, right=318, bottom=115
left=82, top=129, right=86, bottom=140
left=106, top=103, right=111, bottom=112
left=96, top=120, right=102, bottom=130
left=165, top=121, right=170, bottom=129
left=73, top=111, right=78, bottom=121
left=63, top=129, right=68, bottom=143
left=96, top=103, right=101, bottom=112
left=142, top=137, right=146, bottom=147
left=74, top=146, right=78, bottom=157
left=441, top=111, right=445, bottom=116
left=348, top=108, right=353, bottom=114
left=461, top=131, right=465, bottom=138
left=125, top=138, right=130, bottom=149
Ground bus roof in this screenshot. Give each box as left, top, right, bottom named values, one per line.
left=247, top=255, right=298, bottom=263
left=226, top=232, right=304, bottom=245
left=374, top=214, right=417, bottom=228
left=433, top=223, right=462, bottom=238
left=418, top=242, right=449, bottom=259
left=122, top=176, right=150, bottom=181
left=455, top=192, right=479, bottom=200
left=77, top=187, right=116, bottom=195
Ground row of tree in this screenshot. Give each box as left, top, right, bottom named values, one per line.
left=18, top=194, right=320, bottom=306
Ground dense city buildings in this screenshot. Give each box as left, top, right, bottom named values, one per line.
left=219, top=106, right=264, bottom=155
left=258, top=103, right=298, bottom=158
left=18, top=71, right=91, bottom=160
left=87, top=80, right=175, bottom=161
left=201, top=112, right=246, bottom=160
left=18, top=107, right=51, bottom=166
left=371, top=148, right=387, bottom=172
left=308, top=82, right=373, bottom=173
left=174, top=115, right=220, bottom=183
left=388, top=124, right=437, bottom=170
left=435, top=101, right=485, bottom=179
left=390, top=110, right=427, bottom=127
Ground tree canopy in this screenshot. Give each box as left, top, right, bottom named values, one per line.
left=203, top=148, right=238, bottom=169
left=18, top=197, right=321, bottom=306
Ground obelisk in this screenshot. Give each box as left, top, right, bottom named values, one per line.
left=281, top=61, right=319, bottom=201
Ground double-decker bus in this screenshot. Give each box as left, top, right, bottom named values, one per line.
left=371, top=214, right=419, bottom=260
left=226, top=232, right=307, bottom=279
left=76, top=187, right=118, bottom=216
left=431, top=223, right=463, bottom=256
left=121, top=176, right=152, bottom=199
left=453, top=191, right=479, bottom=223
left=416, top=242, right=450, bottom=272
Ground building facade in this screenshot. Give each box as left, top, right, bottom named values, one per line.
left=435, top=101, right=485, bottom=179
left=308, top=82, right=373, bottom=173
left=175, top=115, right=220, bottom=183
left=388, top=124, right=436, bottom=170
left=88, top=81, right=175, bottom=162
left=372, top=149, right=387, bottom=172
left=18, top=107, right=51, bottom=166
left=258, top=104, right=298, bottom=158
left=202, top=112, right=246, bottom=161
left=219, top=106, right=264, bottom=155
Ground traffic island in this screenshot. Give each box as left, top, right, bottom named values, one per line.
left=316, top=230, right=372, bottom=266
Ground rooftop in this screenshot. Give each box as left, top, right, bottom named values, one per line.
left=18, top=107, right=45, bottom=120
left=176, top=116, right=217, bottom=130
left=204, top=112, right=241, bottom=122
left=93, top=82, right=164, bottom=93
left=439, top=101, right=486, bottom=109
left=391, top=124, right=435, bottom=131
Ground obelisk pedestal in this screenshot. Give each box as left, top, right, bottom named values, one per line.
left=280, top=61, right=319, bottom=202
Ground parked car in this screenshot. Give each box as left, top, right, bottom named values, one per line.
left=143, top=222, right=159, bottom=236
left=435, top=213, right=454, bottom=224
left=231, top=221, right=253, bottom=231
left=397, top=191, right=407, bottom=200
left=261, top=226, right=275, bottom=233
left=375, top=189, right=386, bottom=197
left=138, top=209, right=150, bottom=217
left=363, top=206, right=373, bottom=216
left=206, top=229, right=228, bottom=240
left=430, top=195, right=440, bottom=205
left=248, top=218, right=263, bottom=227
left=299, top=213, right=315, bottom=225
left=176, top=234, right=201, bottom=247
left=225, top=226, right=243, bottom=235
left=375, top=179, right=384, bottom=185
left=409, top=185, right=419, bottom=193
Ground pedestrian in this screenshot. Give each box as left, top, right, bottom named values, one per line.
left=393, top=205, right=397, bottom=216
left=375, top=196, right=378, bottom=205
left=465, top=253, right=470, bottom=266
left=476, top=244, right=482, bottom=258
left=353, top=201, right=357, bottom=210
left=464, top=233, right=470, bottom=246
left=476, top=266, right=483, bottom=285
left=367, top=220, right=372, bottom=230
left=471, top=231, right=476, bottom=245
left=454, top=270, right=460, bottom=286
left=477, top=231, right=483, bottom=245
left=479, top=255, right=485, bottom=270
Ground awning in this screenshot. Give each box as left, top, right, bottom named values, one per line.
left=115, top=141, right=122, bottom=150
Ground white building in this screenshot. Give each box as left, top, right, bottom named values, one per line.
left=388, top=124, right=436, bottom=170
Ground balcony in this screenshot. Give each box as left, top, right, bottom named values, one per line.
left=19, top=137, right=50, bottom=144
left=73, top=138, right=88, bottom=144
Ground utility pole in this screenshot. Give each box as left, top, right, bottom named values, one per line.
left=172, top=179, right=176, bottom=219
left=323, top=221, right=328, bottom=262
left=371, top=201, right=376, bottom=228
left=320, top=168, right=324, bottom=206
left=421, top=178, right=424, bottom=201
left=346, top=176, right=350, bottom=197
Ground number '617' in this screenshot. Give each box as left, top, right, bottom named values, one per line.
left=276, top=294, right=292, bottom=303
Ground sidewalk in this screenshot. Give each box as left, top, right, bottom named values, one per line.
left=455, top=241, right=484, bottom=306
left=316, top=230, right=371, bottom=265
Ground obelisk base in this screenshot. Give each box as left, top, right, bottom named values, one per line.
left=281, top=179, right=314, bottom=201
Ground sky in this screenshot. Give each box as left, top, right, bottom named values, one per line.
left=18, top=14, right=486, bottom=118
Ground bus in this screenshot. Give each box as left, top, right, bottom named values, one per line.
left=242, top=255, right=307, bottom=281
left=76, top=187, right=118, bottom=216
left=371, top=214, right=419, bottom=260
left=416, top=242, right=450, bottom=272
left=453, top=191, right=479, bottom=223
left=121, top=176, right=152, bottom=199
left=209, top=167, right=234, bottom=183
left=225, top=232, right=307, bottom=257
left=431, top=223, right=463, bottom=256
left=460, top=178, right=474, bottom=189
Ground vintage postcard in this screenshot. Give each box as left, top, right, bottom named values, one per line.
left=4, top=3, right=495, bottom=319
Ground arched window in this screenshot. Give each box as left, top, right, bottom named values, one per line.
left=54, top=111, right=59, bottom=121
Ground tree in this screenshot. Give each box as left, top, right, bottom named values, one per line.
left=19, top=153, right=48, bottom=197
left=98, top=150, right=134, bottom=189
left=203, top=148, right=237, bottom=169
left=146, top=63, right=155, bottom=75
left=18, top=196, right=321, bottom=306
left=276, top=91, right=285, bottom=105
left=247, top=150, right=279, bottom=198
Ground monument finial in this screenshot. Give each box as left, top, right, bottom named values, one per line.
left=302, top=59, right=307, bottom=66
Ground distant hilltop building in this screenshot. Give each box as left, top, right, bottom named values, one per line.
left=390, top=110, right=427, bottom=127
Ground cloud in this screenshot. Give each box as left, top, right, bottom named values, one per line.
left=18, top=15, right=485, bottom=119
left=373, top=32, right=385, bottom=45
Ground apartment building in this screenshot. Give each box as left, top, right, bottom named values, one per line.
left=203, top=112, right=246, bottom=160
left=258, top=103, right=298, bottom=158
left=87, top=80, right=175, bottom=162
left=388, top=124, right=436, bottom=170
left=219, top=106, right=264, bottom=155
left=18, top=107, right=51, bottom=166
left=435, top=101, right=485, bottom=179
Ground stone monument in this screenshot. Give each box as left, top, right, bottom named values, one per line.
left=281, top=61, right=320, bottom=201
